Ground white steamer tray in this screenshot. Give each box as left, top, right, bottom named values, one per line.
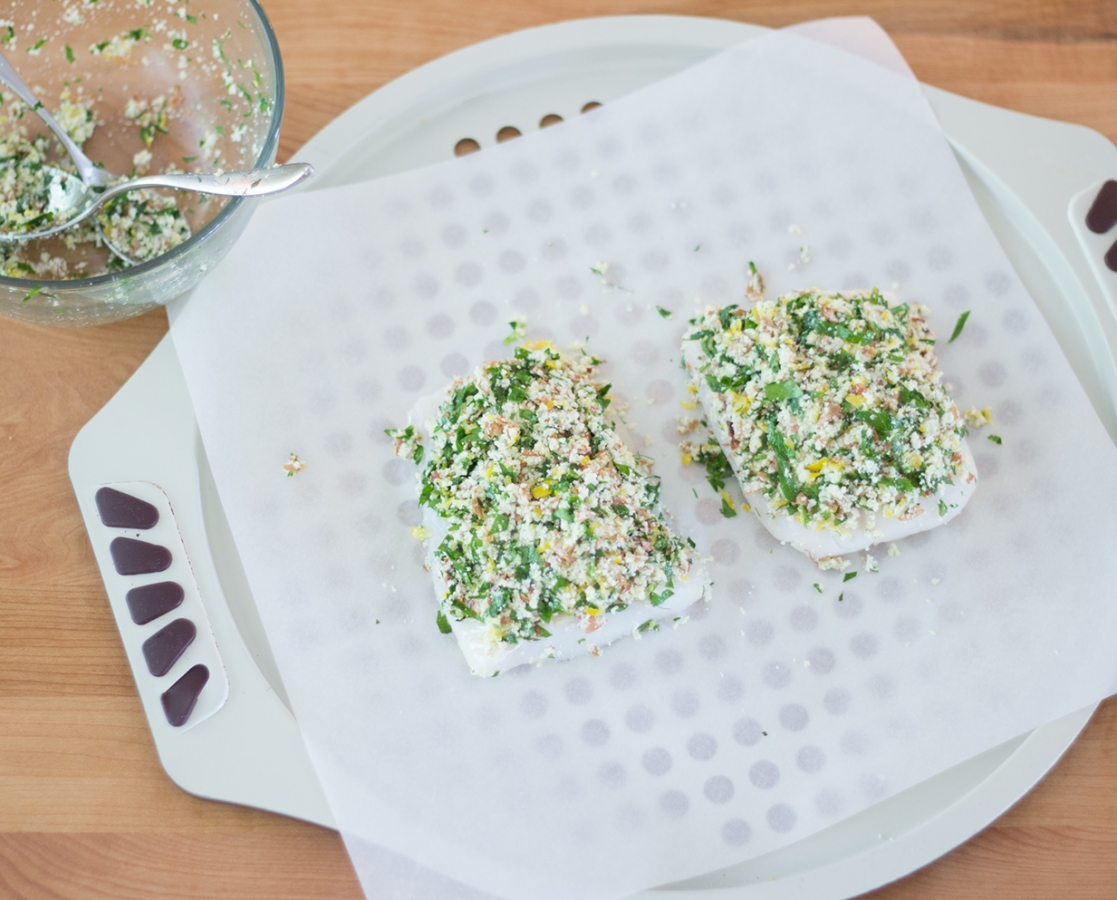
left=68, top=16, right=1117, bottom=900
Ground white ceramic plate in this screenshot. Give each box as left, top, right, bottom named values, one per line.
left=70, top=15, right=1117, bottom=899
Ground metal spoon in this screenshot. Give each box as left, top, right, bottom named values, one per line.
left=0, top=50, right=113, bottom=189
left=0, top=162, right=313, bottom=243
left=0, top=49, right=311, bottom=264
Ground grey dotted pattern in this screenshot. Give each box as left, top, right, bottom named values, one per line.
left=659, top=790, right=689, bottom=819
left=626, top=705, right=656, bottom=733
left=564, top=678, right=593, bottom=705
left=797, top=745, right=826, bottom=773
left=766, top=804, right=798, bottom=833
left=520, top=691, right=549, bottom=718
left=779, top=704, right=809, bottom=732
left=598, top=762, right=627, bottom=789
left=642, top=747, right=673, bottom=777
left=716, top=675, right=744, bottom=703
left=687, top=732, right=718, bottom=761
left=722, top=818, right=752, bottom=847
left=704, top=775, right=735, bottom=804
left=672, top=690, right=700, bottom=718
left=749, top=760, right=780, bottom=790
left=733, top=718, right=764, bottom=747
left=824, top=689, right=852, bottom=716
left=763, top=662, right=792, bottom=690
left=581, top=719, right=610, bottom=747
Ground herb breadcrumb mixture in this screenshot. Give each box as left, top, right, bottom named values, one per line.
left=394, top=343, right=698, bottom=646
left=0, top=1, right=276, bottom=279
left=682, top=288, right=970, bottom=533
left=0, top=90, right=191, bottom=273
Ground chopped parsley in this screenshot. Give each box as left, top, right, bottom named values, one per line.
left=656, top=305, right=672, bottom=319
left=987, top=434, right=1002, bottom=445
left=386, top=425, right=423, bottom=464
left=843, top=571, right=857, bottom=582
left=948, top=310, right=970, bottom=343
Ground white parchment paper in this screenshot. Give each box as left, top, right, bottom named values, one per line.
left=169, top=20, right=1117, bottom=900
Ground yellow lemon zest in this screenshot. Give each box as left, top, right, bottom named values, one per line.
left=679, top=400, right=698, bottom=410
left=524, top=339, right=553, bottom=350
left=681, top=453, right=693, bottom=466
left=846, top=393, right=865, bottom=408
left=531, top=484, right=551, bottom=499
left=410, top=526, right=429, bottom=540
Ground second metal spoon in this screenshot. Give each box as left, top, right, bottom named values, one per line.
left=0, top=162, right=313, bottom=243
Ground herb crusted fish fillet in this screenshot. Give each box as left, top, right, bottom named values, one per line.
left=681, top=288, right=977, bottom=564
left=393, top=342, right=709, bottom=677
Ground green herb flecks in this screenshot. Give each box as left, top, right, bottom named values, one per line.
left=949, top=310, right=970, bottom=343
left=413, top=346, right=696, bottom=645
left=680, top=286, right=968, bottom=532
left=385, top=425, right=423, bottom=464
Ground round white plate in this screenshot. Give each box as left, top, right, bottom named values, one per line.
left=72, top=14, right=1117, bottom=900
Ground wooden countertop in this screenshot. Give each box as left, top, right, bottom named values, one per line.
left=2, top=1, right=1116, bottom=897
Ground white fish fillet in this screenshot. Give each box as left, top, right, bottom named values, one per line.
left=408, top=380, right=710, bottom=677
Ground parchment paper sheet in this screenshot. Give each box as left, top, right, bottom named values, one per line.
left=169, top=20, right=1117, bottom=900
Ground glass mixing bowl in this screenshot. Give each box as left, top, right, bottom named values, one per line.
left=0, top=0, right=284, bottom=326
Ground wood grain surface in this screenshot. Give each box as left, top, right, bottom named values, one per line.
left=2, top=1, right=1116, bottom=897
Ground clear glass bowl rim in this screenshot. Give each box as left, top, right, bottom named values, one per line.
left=0, top=0, right=286, bottom=292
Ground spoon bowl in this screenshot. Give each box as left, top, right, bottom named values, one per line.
left=0, top=164, right=94, bottom=238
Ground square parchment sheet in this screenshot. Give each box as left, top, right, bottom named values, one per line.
left=169, top=20, right=1117, bottom=900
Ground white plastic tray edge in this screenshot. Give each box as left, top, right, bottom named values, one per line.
left=69, top=334, right=337, bottom=828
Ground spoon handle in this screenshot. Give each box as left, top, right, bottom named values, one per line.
left=99, top=163, right=315, bottom=203
left=0, top=50, right=111, bottom=188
